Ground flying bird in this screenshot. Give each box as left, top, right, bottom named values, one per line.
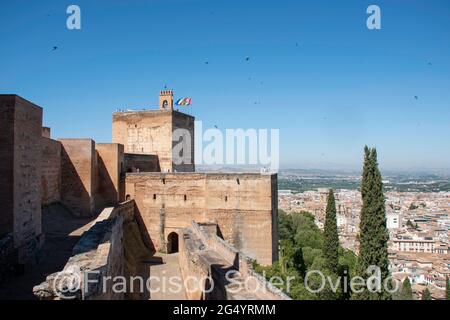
left=245, top=57, right=250, bottom=62
left=204, top=61, right=209, bottom=65
left=414, top=96, right=419, bottom=100
left=52, top=46, right=58, bottom=51
left=427, top=62, right=432, bottom=66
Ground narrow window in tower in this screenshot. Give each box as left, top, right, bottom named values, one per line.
left=184, top=195, right=187, bottom=201
left=153, top=194, right=156, bottom=200
left=225, top=196, right=228, bottom=202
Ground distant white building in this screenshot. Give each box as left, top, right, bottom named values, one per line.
left=337, top=215, right=346, bottom=227
left=387, top=212, right=401, bottom=229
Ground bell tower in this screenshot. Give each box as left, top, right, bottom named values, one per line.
left=159, top=90, right=173, bottom=110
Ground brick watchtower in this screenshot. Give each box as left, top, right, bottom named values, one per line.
left=159, top=90, right=173, bottom=110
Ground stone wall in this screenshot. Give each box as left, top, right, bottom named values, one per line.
left=179, top=222, right=290, bottom=300
left=0, top=95, right=43, bottom=266
left=60, top=139, right=98, bottom=217
left=125, top=172, right=278, bottom=266
left=41, top=137, right=62, bottom=206
left=124, top=153, right=160, bottom=173
left=33, top=200, right=140, bottom=300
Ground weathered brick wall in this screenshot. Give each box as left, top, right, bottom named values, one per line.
left=13, top=96, right=43, bottom=264
left=125, top=172, right=278, bottom=266
left=41, top=137, right=62, bottom=206
left=96, top=143, right=124, bottom=208
left=60, top=139, right=98, bottom=217
left=124, top=153, right=160, bottom=173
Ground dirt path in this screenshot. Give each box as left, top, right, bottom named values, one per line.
left=145, top=253, right=187, bottom=300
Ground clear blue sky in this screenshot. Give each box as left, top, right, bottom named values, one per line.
left=1, top=0, right=449, bottom=171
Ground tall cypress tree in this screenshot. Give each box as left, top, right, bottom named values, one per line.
left=446, top=277, right=449, bottom=300
left=421, top=288, right=431, bottom=300
left=399, top=278, right=413, bottom=300
left=323, top=189, right=339, bottom=274
left=355, top=147, right=391, bottom=300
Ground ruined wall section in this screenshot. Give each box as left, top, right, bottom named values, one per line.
left=33, top=200, right=148, bottom=300
left=125, top=172, right=277, bottom=266
left=179, top=222, right=290, bottom=300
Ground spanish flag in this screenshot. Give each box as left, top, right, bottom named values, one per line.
left=176, top=97, right=192, bottom=106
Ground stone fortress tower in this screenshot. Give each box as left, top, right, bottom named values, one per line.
left=112, top=90, right=195, bottom=173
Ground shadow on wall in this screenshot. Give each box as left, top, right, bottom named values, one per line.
left=60, top=146, right=94, bottom=217
left=96, top=152, right=118, bottom=209
left=124, top=219, right=156, bottom=300
left=133, top=204, right=156, bottom=254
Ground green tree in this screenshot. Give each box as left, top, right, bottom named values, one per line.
left=406, top=219, right=414, bottom=228
left=323, top=189, right=339, bottom=274
left=355, top=147, right=391, bottom=300
left=446, top=277, right=449, bottom=300
left=421, top=288, right=431, bottom=300
left=279, top=239, right=306, bottom=277
left=278, top=209, right=294, bottom=242
left=399, top=278, right=413, bottom=300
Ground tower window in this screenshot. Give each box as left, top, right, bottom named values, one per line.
left=184, top=195, right=187, bottom=201
left=153, top=194, right=156, bottom=200
left=225, top=196, right=228, bottom=202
